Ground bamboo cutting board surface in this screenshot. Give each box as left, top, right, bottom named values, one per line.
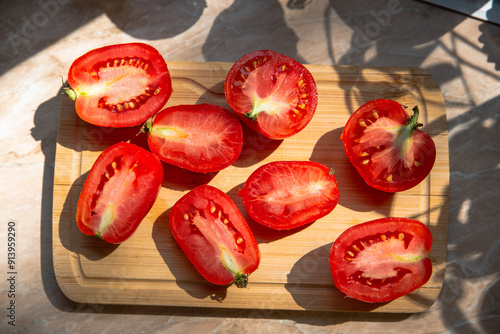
left=53, top=61, right=449, bottom=313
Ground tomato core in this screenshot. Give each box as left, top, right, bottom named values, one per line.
left=225, top=50, right=318, bottom=139
left=81, top=57, right=163, bottom=113
left=183, top=201, right=249, bottom=286
left=241, top=60, right=309, bottom=122
left=90, top=155, right=140, bottom=237
left=344, top=231, right=422, bottom=288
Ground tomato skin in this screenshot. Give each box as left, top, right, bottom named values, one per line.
left=329, top=217, right=433, bottom=303
left=341, top=99, right=436, bottom=192
left=67, top=43, right=172, bottom=128
left=76, top=142, right=164, bottom=244
left=224, top=50, right=318, bottom=139
left=239, top=161, right=339, bottom=230
left=147, top=104, right=243, bottom=173
left=169, top=185, right=260, bottom=287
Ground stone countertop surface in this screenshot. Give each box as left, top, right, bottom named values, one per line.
left=1, top=0, right=499, bottom=333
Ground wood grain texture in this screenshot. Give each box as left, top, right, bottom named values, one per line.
left=52, top=61, right=449, bottom=312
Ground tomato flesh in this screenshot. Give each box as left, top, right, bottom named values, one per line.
left=76, top=142, right=164, bottom=243
left=147, top=104, right=243, bottom=173
left=224, top=50, right=318, bottom=139
left=341, top=99, right=436, bottom=192
left=329, top=217, right=433, bottom=303
left=169, top=185, right=260, bottom=287
left=239, top=161, right=339, bottom=230
left=67, top=43, right=172, bottom=127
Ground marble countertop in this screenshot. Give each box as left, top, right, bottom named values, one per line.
left=1, top=0, right=499, bottom=333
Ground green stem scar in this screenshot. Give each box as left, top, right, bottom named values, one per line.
left=64, top=86, right=77, bottom=101
left=395, top=106, right=423, bottom=155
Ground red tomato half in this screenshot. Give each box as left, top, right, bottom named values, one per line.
left=76, top=142, right=164, bottom=243
left=169, top=185, right=260, bottom=287
left=224, top=50, right=318, bottom=139
left=341, top=99, right=436, bottom=192
left=67, top=43, right=172, bottom=127
left=239, top=161, right=339, bottom=230
left=146, top=104, right=243, bottom=173
left=329, top=217, right=433, bottom=303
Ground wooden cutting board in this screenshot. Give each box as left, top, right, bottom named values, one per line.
left=53, top=61, right=449, bottom=313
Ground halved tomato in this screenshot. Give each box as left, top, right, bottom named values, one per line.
left=239, top=161, right=339, bottom=230
left=76, top=142, right=164, bottom=243
left=329, top=217, right=433, bottom=303
left=169, top=184, right=260, bottom=287
left=341, top=99, right=436, bottom=192
left=145, top=104, right=243, bottom=173
left=67, top=43, right=172, bottom=127
left=224, top=50, right=318, bottom=139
